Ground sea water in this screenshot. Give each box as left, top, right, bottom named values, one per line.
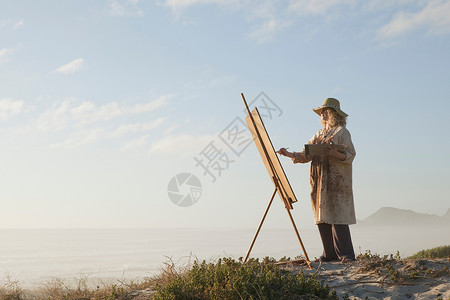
left=0, top=226, right=447, bottom=289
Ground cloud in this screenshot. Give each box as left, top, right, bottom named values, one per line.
left=162, top=0, right=245, bottom=22
left=108, top=0, right=144, bottom=16
left=49, top=128, right=105, bottom=149
left=288, top=0, right=355, bottom=15
left=164, top=0, right=356, bottom=16
left=35, top=95, right=170, bottom=131
left=243, top=1, right=292, bottom=43
left=35, top=99, right=73, bottom=131
left=249, top=17, right=291, bottom=43
left=378, top=0, right=450, bottom=38
left=14, top=20, right=24, bottom=29
left=30, top=95, right=170, bottom=149
left=127, top=96, right=169, bottom=113
left=120, top=135, right=149, bottom=150
left=47, top=118, right=165, bottom=150
left=164, top=124, right=178, bottom=134
left=0, top=98, right=24, bottom=120
left=165, top=0, right=293, bottom=44
left=54, top=58, right=84, bottom=74
left=162, top=0, right=450, bottom=45
left=0, top=19, right=24, bottom=30
left=163, top=0, right=241, bottom=10
left=162, top=0, right=289, bottom=43
left=51, top=118, right=165, bottom=150
left=70, top=96, right=169, bottom=124
left=149, top=133, right=216, bottom=156
left=0, top=47, right=14, bottom=63
left=183, top=71, right=236, bottom=91
left=110, top=118, right=165, bottom=137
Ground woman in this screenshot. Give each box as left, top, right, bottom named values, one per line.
left=278, top=98, right=356, bottom=263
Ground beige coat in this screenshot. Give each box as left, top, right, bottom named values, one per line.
left=292, top=126, right=356, bottom=225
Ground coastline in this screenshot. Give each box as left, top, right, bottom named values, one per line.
left=3, top=257, right=449, bottom=299
left=1, top=226, right=449, bottom=288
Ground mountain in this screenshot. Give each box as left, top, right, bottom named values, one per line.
left=358, top=207, right=450, bottom=227
left=443, top=208, right=450, bottom=220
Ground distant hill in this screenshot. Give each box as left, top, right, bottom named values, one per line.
left=359, top=207, right=450, bottom=227
left=443, top=208, right=450, bottom=220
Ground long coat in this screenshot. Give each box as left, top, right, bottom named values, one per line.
left=292, top=126, right=356, bottom=225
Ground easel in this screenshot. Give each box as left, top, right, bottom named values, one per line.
left=241, top=93, right=311, bottom=268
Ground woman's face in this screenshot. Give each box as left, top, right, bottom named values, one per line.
left=320, top=108, right=330, bottom=123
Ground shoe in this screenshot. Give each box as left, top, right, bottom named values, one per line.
left=340, top=257, right=355, bottom=263
left=314, top=255, right=339, bottom=263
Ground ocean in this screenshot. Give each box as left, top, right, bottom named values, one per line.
left=0, top=226, right=447, bottom=289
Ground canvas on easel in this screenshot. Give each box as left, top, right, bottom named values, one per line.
left=245, top=108, right=296, bottom=210
left=241, top=93, right=310, bottom=266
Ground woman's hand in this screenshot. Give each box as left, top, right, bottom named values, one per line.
left=324, top=146, right=346, bottom=161
left=277, top=147, right=293, bottom=158
left=277, top=147, right=288, bottom=156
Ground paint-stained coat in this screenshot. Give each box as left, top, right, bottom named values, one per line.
left=292, top=126, right=356, bottom=225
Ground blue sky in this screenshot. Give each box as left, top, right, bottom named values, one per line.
left=1, top=0, right=449, bottom=229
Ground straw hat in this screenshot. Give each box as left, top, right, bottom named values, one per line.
left=313, top=98, right=348, bottom=118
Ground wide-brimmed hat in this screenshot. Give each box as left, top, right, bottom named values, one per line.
left=313, top=98, right=348, bottom=118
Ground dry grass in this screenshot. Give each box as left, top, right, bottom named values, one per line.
left=0, top=273, right=157, bottom=300
left=1, top=250, right=448, bottom=300
left=354, top=250, right=449, bottom=285
left=0, top=255, right=194, bottom=300
left=0, top=274, right=23, bottom=300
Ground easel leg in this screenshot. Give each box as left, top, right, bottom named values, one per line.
left=285, top=208, right=311, bottom=268
left=244, top=189, right=277, bottom=263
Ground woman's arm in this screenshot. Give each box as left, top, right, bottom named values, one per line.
left=277, top=147, right=294, bottom=158
left=329, top=128, right=356, bottom=163
left=277, top=131, right=320, bottom=163
left=324, top=147, right=346, bottom=160
left=278, top=147, right=312, bottom=163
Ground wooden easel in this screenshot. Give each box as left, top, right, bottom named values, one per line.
left=241, top=93, right=311, bottom=268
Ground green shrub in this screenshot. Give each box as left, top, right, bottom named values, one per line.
left=409, top=245, right=450, bottom=259
left=154, top=257, right=337, bottom=300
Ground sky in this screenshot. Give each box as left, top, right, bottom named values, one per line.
left=1, top=0, right=449, bottom=229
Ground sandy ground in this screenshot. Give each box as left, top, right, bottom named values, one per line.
left=279, top=258, right=450, bottom=299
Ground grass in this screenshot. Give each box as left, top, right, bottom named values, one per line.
left=0, top=275, right=22, bottom=300
left=0, top=256, right=336, bottom=300
left=153, top=257, right=337, bottom=300
left=1, top=247, right=449, bottom=300
left=408, top=245, right=450, bottom=259
left=355, top=248, right=449, bottom=284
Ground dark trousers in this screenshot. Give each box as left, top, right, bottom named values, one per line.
left=317, top=223, right=355, bottom=261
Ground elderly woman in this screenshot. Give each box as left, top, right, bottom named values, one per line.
left=278, top=98, right=356, bottom=263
